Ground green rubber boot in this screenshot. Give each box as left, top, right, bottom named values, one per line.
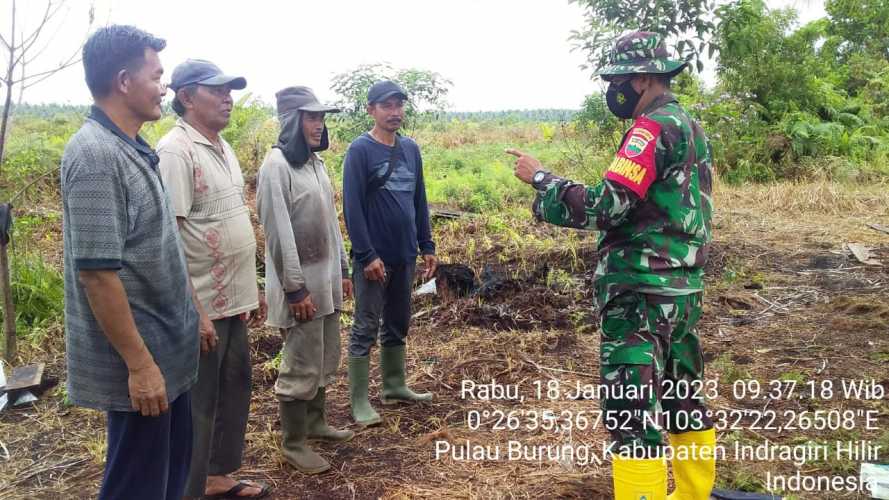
left=279, top=400, right=330, bottom=474
left=380, top=345, right=433, bottom=405
left=307, top=386, right=355, bottom=442
left=348, top=356, right=381, bottom=426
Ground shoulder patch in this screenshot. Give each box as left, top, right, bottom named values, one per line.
left=605, top=116, right=661, bottom=198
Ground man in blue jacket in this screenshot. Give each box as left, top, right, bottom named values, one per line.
left=342, top=80, right=437, bottom=426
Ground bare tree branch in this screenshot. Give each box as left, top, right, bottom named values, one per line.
left=22, top=8, right=75, bottom=67
left=16, top=1, right=60, bottom=52
left=16, top=59, right=24, bottom=106
left=18, top=1, right=68, bottom=64
left=14, top=54, right=79, bottom=86
left=6, top=1, right=91, bottom=90
left=9, top=0, right=15, bottom=57
left=0, top=0, right=92, bottom=180
left=9, top=168, right=56, bottom=205
left=0, top=56, right=9, bottom=81
left=0, top=0, right=16, bottom=173
left=11, top=1, right=58, bottom=68
left=20, top=57, right=79, bottom=90
left=4, top=0, right=16, bottom=87
left=15, top=2, right=54, bottom=49
left=1, top=0, right=16, bottom=88
left=0, top=1, right=12, bottom=51
left=15, top=44, right=82, bottom=87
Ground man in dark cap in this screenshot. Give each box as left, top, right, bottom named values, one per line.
left=157, top=59, right=269, bottom=499
left=507, top=32, right=715, bottom=500
left=256, top=86, right=354, bottom=475
left=342, top=80, right=436, bottom=427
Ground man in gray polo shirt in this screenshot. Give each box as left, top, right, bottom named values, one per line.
left=61, top=25, right=198, bottom=500
left=157, top=59, right=269, bottom=499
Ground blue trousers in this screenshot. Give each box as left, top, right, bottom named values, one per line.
left=99, top=391, right=192, bottom=500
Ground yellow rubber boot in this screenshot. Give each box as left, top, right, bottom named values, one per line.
left=612, top=455, right=667, bottom=500
left=667, top=428, right=717, bottom=500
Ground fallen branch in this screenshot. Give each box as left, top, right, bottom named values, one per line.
left=3, top=457, right=89, bottom=488
left=421, top=364, right=453, bottom=391
left=517, top=352, right=596, bottom=378
left=752, top=293, right=789, bottom=314
left=9, top=169, right=55, bottom=205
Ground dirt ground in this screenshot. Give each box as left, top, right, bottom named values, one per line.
left=2, top=182, right=889, bottom=499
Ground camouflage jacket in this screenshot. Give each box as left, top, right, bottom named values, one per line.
left=533, top=92, right=713, bottom=308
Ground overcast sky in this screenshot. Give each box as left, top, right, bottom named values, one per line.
left=11, top=0, right=826, bottom=111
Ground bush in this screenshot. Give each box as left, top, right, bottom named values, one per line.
left=575, top=93, right=622, bottom=150
left=1, top=251, right=64, bottom=339
left=221, top=95, right=277, bottom=176
left=1, top=113, right=81, bottom=200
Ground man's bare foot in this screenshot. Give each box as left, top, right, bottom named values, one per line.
left=204, top=475, right=268, bottom=498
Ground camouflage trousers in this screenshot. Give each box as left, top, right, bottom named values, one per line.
left=599, top=291, right=713, bottom=456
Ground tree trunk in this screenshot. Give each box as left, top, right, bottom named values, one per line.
left=0, top=76, right=13, bottom=172
left=0, top=1, right=15, bottom=175
left=0, top=242, right=15, bottom=363
left=15, top=59, right=24, bottom=108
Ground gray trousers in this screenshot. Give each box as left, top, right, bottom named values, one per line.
left=348, top=258, right=415, bottom=357
left=184, top=316, right=252, bottom=498
left=275, top=311, right=342, bottom=401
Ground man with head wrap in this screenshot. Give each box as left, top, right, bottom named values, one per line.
left=256, top=86, right=354, bottom=475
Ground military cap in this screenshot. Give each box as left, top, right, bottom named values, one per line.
left=597, top=31, right=687, bottom=79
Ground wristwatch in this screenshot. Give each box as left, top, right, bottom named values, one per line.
left=532, top=169, right=549, bottom=190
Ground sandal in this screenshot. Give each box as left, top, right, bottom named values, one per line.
left=203, top=480, right=272, bottom=499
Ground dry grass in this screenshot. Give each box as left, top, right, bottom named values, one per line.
left=714, top=178, right=889, bottom=245
left=716, top=178, right=889, bottom=216
left=2, top=181, right=889, bottom=499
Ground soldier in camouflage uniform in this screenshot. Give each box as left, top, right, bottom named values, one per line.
left=507, top=32, right=716, bottom=500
